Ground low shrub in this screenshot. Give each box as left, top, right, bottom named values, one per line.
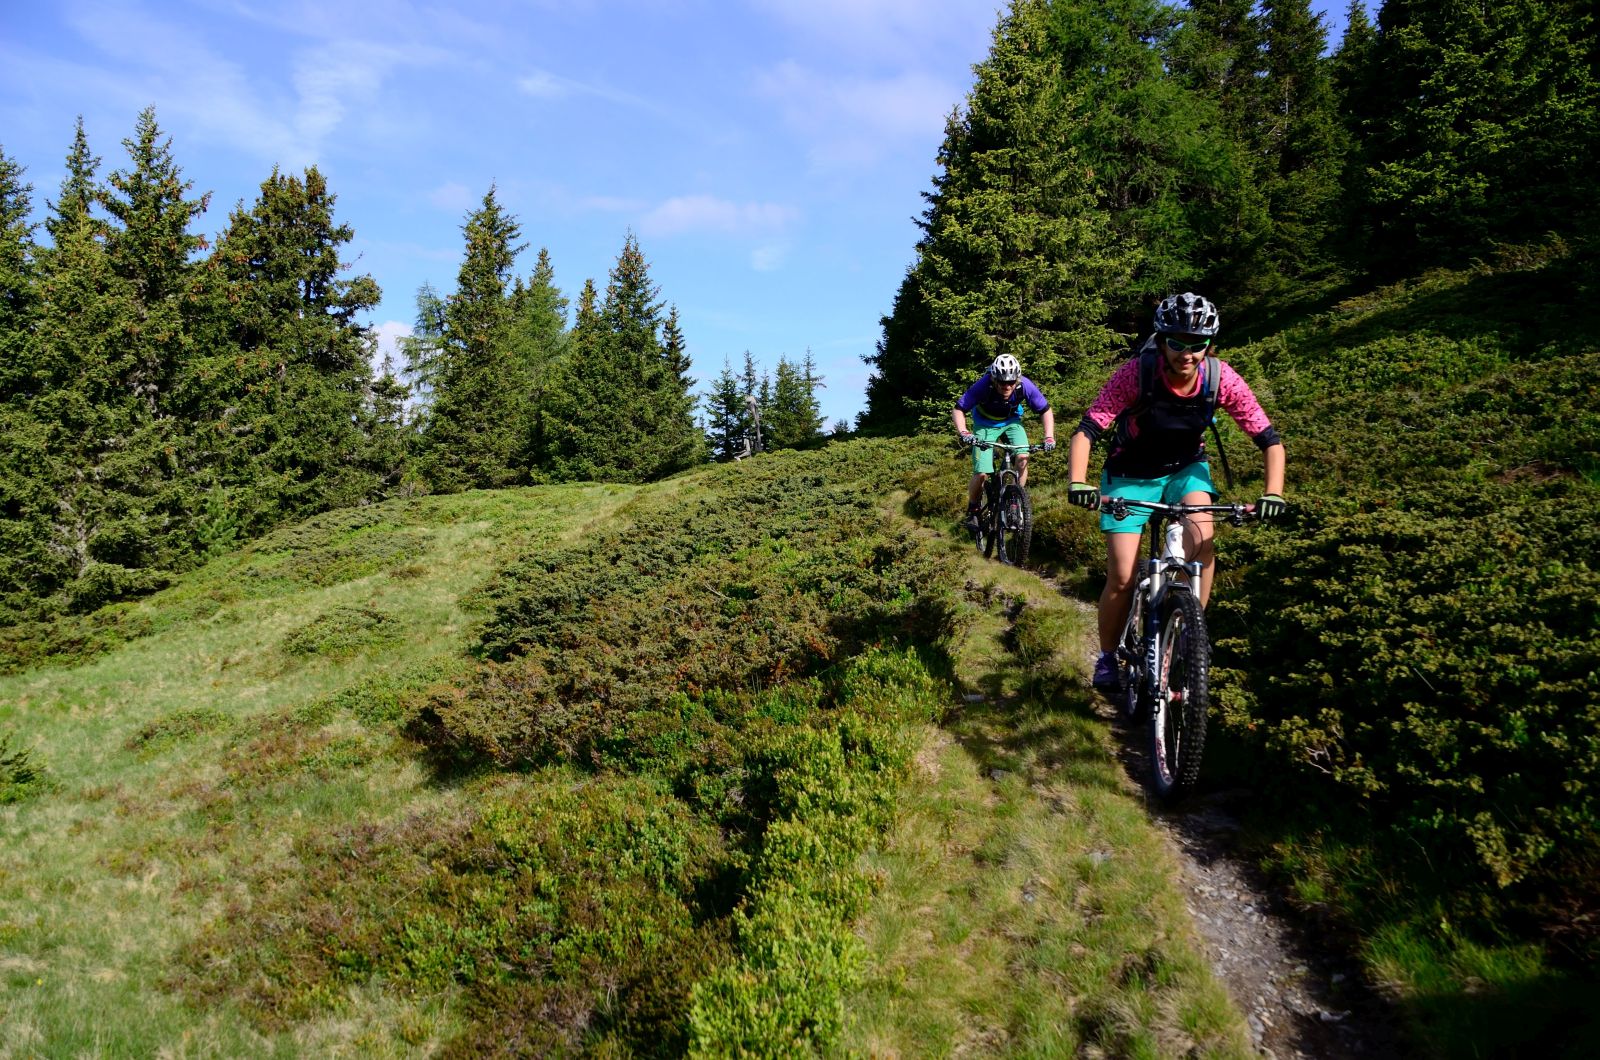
left=0, top=731, right=47, bottom=804
left=280, top=605, right=400, bottom=658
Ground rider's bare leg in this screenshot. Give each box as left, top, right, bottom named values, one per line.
left=1180, top=490, right=1216, bottom=606
left=1017, top=454, right=1029, bottom=487
left=967, top=473, right=986, bottom=510
left=1099, top=532, right=1143, bottom=651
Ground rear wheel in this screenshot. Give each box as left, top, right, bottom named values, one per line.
left=1148, top=588, right=1209, bottom=800
left=997, top=484, right=1032, bottom=566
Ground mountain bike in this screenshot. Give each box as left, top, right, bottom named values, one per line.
left=967, top=440, right=1038, bottom=566
left=1104, top=497, right=1259, bottom=800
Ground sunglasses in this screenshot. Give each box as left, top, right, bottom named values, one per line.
left=1163, top=335, right=1213, bottom=354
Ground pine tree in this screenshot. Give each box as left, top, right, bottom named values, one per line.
left=45, top=118, right=98, bottom=249
left=702, top=357, right=750, bottom=461
left=100, top=106, right=210, bottom=416
left=0, top=147, right=37, bottom=403
left=507, top=247, right=568, bottom=381
left=399, top=281, right=448, bottom=423
left=1362, top=0, right=1599, bottom=265
left=536, top=237, right=702, bottom=480
left=1256, top=0, right=1344, bottom=279
left=420, top=185, right=527, bottom=492
left=192, top=165, right=383, bottom=535
left=863, top=0, right=1131, bottom=429
left=765, top=353, right=826, bottom=450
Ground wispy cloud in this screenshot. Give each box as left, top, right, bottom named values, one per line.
left=428, top=181, right=474, bottom=212
left=757, top=60, right=957, bottom=169
left=750, top=0, right=996, bottom=64
left=43, top=0, right=450, bottom=168
left=372, top=319, right=412, bottom=369
left=640, top=194, right=799, bottom=238
left=516, top=66, right=683, bottom=122
left=750, top=243, right=790, bottom=272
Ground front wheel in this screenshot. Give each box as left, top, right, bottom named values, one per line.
left=997, top=484, right=1032, bottom=566
left=1148, top=588, right=1210, bottom=800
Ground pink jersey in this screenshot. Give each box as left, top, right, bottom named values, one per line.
left=1083, top=358, right=1273, bottom=439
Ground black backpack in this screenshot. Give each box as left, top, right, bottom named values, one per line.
left=1111, top=337, right=1234, bottom=488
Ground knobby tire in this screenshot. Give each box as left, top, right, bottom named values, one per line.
left=998, top=484, right=1032, bottom=567
left=1149, top=588, right=1209, bottom=800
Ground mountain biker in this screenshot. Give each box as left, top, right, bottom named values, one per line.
left=1064, top=293, right=1287, bottom=693
left=953, top=353, right=1056, bottom=532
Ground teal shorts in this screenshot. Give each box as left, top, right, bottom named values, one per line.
left=970, top=421, right=1029, bottom=475
left=1099, top=461, right=1217, bottom=534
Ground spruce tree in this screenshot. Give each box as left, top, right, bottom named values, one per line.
left=24, top=119, right=174, bottom=610
left=536, top=238, right=702, bottom=481
left=420, top=185, right=526, bottom=492
left=100, top=106, right=209, bottom=416
left=1363, top=0, right=1599, bottom=265
left=863, top=0, right=1130, bottom=429
left=1052, top=0, right=1268, bottom=309
left=507, top=247, right=568, bottom=380
left=399, top=281, right=448, bottom=423
left=702, top=357, right=751, bottom=461
left=1256, top=0, right=1344, bottom=280
left=765, top=353, right=826, bottom=450
left=0, top=148, right=37, bottom=403
left=192, top=165, right=383, bottom=535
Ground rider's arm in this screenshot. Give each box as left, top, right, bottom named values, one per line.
left=952, top=407, right=970, bottom=438
left=1263, top=442, right=1285, bottom=496
left=1067, top=430, right=1093, bottom=483
left=1040, top=407, right=1056, bottom=443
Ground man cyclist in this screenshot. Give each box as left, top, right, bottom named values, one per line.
left=1064, top=293, right=1287, bottom=693
left=952, top=353, right=1056, bottom=532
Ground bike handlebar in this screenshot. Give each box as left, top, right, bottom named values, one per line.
left=964, top=439, right=1046, bottom=454
left=1103, top=497, right=1258, bottom=526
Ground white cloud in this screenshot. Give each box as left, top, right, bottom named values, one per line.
left=516, top=70, right=569, bottom=99
left=758, top=61, right=957, bottom=169
left=750, top=0, right=996, bottom=63
left=46, top=0, right=449, bottom=169
left=372, top=319, right=412, bottom=370
left=750, top=244, right=789, bottom=272
left=429, top=181, right=475, bottom=212
left=640, top=195, right=799, bottom=238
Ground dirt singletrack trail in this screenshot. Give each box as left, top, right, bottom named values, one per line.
left=1078, top=624, right=1410, bottom=1059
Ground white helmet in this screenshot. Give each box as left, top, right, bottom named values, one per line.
left=990, top=353, right=1022, bottom=383
left=1154, top=292, right=1221, bottom=337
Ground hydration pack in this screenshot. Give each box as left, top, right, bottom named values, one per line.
left=1111, top=336, right=1234, bottom=488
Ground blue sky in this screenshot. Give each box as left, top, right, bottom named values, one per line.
left=1, top=0, right=1354, bottom=428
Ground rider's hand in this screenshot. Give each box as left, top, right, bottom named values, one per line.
left=1068, top=482, right=1100, bottom=511
left=960, top=432, right=976, bottom=447
left=1042, top=436, right=1056, bottom=453
left=1256, top=494, right=1287, bottom=521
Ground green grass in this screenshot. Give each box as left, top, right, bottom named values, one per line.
left=842, top=550, right=1252, bottom=1058
left=0, top=482, right=638, bottom=1055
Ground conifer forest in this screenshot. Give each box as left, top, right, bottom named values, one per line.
left=3, top=0, right=1598, bottom=1055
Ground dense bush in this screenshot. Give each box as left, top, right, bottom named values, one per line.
left=419, top=441, right=959, bottom=770
left=186, top=440, right=966, bottom=1054
left=1208, top=278, right=1600, bottom=960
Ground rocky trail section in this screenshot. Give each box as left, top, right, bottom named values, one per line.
left=1089, top=647, right=1410, bottom=1058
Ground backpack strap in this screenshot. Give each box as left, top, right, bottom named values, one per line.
left=1203, top=353, right=1235, bottom=489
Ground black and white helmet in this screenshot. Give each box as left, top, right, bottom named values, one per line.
left=990, top=353, right=1022, bottom=383
left=1154, top=292, right=1221, bottom=337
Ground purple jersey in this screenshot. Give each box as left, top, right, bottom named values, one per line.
left=956, top=373, right=1050, bottom=426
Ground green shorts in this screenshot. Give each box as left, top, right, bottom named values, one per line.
left=970, top=421, right=1029, bottom=475
left=1099, top=461, right=1217, bottom=534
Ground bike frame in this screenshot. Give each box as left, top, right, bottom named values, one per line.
left=969, top=439, right=1041, bottom=565
left=1106, top=498, right=1256, bottom=796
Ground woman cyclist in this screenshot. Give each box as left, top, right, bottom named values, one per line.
left=1064, top=293, right=1287, bottom=693
left=952, top=353, right=1057, bottom=532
